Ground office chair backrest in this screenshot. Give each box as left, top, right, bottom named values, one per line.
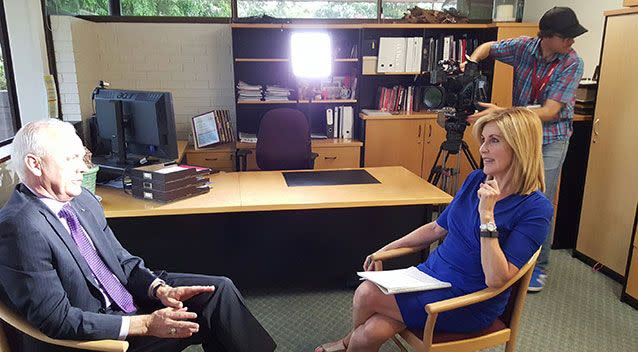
left=256, top=108, right=313, bottom=171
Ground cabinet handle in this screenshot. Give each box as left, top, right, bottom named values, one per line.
left=324, top=156, right=337, bottom=160
left=205, top=158, right=218, bottom=161
left=592, top=118, right=600, bottom=144
left=418, top=125, right=422, bottom=138
left=428, top=124, right=432, bottom=138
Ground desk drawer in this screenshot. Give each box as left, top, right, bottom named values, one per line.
left=187, top=152, right=235, bottom=171
left=313, top=147, right=360, bottom=169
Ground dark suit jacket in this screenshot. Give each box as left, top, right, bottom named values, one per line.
left=0, top=184, right=158, bottom=340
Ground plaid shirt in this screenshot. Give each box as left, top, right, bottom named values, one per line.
left=491, top=36, right=584, bottom=145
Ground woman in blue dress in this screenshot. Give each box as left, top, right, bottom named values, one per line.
left=316, top=107, right=553, bottom=352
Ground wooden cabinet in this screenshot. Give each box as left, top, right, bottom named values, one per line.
left=362, top=114, right=480, bottom=181
left=491, top=23, right=539, bottom=107
left=627, top=249, right=638, bottom=298
left=185, top=143, right=236, bottom=172
left=363, top=116, right=428, bottom=176
left=576, top=10, right=638, bottom=277
left=235, top=139, right=362, bottom=171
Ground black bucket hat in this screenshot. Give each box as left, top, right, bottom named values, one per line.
left=539, top=7, right=588, bottom=38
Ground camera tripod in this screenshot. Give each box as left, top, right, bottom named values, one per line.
left=427, top=116, right=480, bottom=196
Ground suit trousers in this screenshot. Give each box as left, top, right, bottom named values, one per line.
left=7, top=272, right=276, bottom=352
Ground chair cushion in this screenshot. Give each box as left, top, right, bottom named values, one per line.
left=408, top=318, right=507, bottom=343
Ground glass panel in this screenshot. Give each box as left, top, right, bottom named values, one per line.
left=46, top=0, right=110, bottom=15
left=0, top=45, right=16, bottom=143
left=121, top=0, right=232, bottom=17
left=237, top=0, right=377, bottom=19
left=382, top=0, right=450, bottom=19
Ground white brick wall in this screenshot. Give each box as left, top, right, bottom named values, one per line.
left=51, top=17, right=236, bottom=140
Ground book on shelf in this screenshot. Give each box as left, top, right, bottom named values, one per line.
left=357, top=266, right=451, bottom=295
left=191, top=110, right=235, bottom=149
left=375, top=85, right=422, bottom=113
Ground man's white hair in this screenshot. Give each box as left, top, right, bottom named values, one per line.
left=10, top=118, right=79, bottom=182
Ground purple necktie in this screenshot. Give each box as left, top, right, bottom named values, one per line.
left=58, top=204, right=137, bottom=313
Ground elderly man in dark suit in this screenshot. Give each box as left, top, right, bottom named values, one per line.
left=0, top=119, right=276, bottom=351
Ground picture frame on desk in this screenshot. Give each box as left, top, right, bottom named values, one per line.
left=191, top=110, right=234, bottom=149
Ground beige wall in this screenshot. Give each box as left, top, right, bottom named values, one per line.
left=523, top=0, right=624, bottom=78
left=51, top=16, right=236, bottom=140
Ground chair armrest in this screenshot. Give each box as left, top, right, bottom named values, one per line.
left=425, top=287, right=501, bottom=314
left=0, top=304, right=128, bottom=351
left=310, top=152, right=319, bottom=161
left=426, top=248, right=541, bottom=314
left=370, top=247, right=423, bottom=262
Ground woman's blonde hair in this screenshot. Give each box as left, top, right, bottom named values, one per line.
left=472, top=107, right=545, bottom=195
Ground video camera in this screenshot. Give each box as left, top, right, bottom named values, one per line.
left=427, top=59, right=488, bottom=153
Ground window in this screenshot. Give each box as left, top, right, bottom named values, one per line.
left=0, top=0, right=19, bottom=146
left=46, top=0, right=110, bottom=15
left=121, top=0, right=232, bottom=17
left=237, top=0, right=377, bottom=19
left=382, top=0, right=453, bottom=19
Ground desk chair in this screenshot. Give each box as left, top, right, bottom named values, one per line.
left=238, top=108, right=317, bottom=171
left=370, top=247, right=540, bottom=352
left=0, top=300, right=128, bottom=352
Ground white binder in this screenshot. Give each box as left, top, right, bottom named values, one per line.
left=341, top=106, right=353, bottom=139
left=377, top=37, right=407, bottom=73
left=326, top=109, right=334, bottom=138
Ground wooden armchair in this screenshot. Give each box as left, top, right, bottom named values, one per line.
left=371, top=247, right=540, bottom=352
left=0, top=300, right=128, bottom=352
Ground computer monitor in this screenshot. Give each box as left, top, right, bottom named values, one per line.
left=93, top=88, right=178, bottom=171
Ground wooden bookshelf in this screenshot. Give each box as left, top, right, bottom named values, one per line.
left=304, top=99, right=357, bottom=104
left=362, top=71, right=421, bottom=76
left=235, top=58, right=289, bottom=62
left=360, top=112, right=438, bottom=120
left=237, top=100, right=297, bottom=104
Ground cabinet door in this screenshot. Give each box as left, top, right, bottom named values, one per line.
left=421, top=120, right=481, bottom=185
left=576, top=14, right=638, bottom=275
left=364, top=119, right=426, bottom=177
left=421, top=120, right=446, bottom=180
left=491, top=25, right=539, bottom=107
left=313, top=147, right=360, bottom=169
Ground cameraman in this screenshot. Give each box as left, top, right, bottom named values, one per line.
left=464, top=7, right=586, bottom=292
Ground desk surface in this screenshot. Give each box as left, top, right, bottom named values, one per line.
left=97, top=166, right=452, bottom=218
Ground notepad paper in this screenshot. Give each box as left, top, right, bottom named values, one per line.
left=357, top=266, right=451, bottom=295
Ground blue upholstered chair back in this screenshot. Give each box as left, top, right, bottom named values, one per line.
left=256, top=108, right=314, bottom=171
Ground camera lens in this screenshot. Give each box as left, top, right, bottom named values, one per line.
left=422, top=86, right=444, bottom=109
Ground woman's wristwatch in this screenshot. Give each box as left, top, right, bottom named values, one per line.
left=479, top=221, right=499, bottom=238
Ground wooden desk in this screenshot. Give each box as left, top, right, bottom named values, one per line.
left=98, top=166, right=451, bottom=217
left=98, top=167, right=451, bottom=288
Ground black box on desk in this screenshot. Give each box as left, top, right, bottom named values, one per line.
left=132, top=182, right=209, bottom=203
left=131, top=174, right=207, bottom=192
left=129, top=164, right=196, bottom=183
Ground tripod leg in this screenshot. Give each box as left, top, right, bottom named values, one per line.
left=461, top=141, right=480, bottom=170
left=428, top=144, right=445, bottom=183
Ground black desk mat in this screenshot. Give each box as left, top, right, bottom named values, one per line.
left=283, top=169, right=381, bottom=187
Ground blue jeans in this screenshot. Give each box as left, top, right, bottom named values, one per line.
left=537, top=139, right=570, bottom=271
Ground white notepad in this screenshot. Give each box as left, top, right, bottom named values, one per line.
left=357, top=266, right=451, bottom=295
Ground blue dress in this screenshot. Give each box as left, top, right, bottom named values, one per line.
left=395, top=169, right=553, bottom=333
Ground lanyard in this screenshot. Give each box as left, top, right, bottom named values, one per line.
left=530, top=60, right=559, bottom=104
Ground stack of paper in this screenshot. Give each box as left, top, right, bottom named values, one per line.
left=237, top=81, right=263, bottom=101
left=357, top=266, right=451, bottom=295
left=263, top=85, right=292, bottom=101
